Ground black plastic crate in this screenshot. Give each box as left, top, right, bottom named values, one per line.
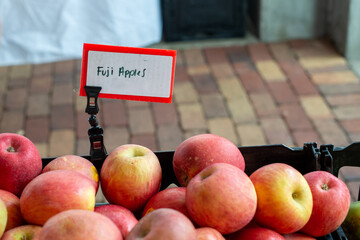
left=42, top=143, right=318, bottom=191
left=42, top=141, right=360, bottom=240
left=161, top=0, right=247, bottom=41
left=42, top=86, right=355, bottom=239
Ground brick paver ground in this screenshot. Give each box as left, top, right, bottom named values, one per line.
left=1, top=38, right=360, bottom=201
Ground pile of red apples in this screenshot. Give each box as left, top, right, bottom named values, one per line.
left=0, top=132, right=352, bottom=240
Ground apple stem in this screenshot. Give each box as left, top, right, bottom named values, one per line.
left=321, top=183, right=329, bottom=191
left=7, top=146, right=16, bottom=152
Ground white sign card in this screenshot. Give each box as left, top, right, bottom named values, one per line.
left=80, top=43, right=176, bottom=103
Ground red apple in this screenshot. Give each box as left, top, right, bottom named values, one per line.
left=126, top=208, right=197, bottom=240
left=249, top=163, right=313, bottom=234
left=300, top=171, right=351, bottom=237
left=20, top=170, right=96, bottom=225
left=0, top=190, right=25, bottom=231
left=173, top=134, right=245, bottom=186
left=100, top=144, right=162, bottom=212
left=283, top=232, right=316, bottom=239
left=186, top=163, right=257, bottom=235
left=195, top=227, right=225, bottom=240
left=94, top=204, right=138, bottom=238
left=0, top=198, right=7, bottom=238
left=228, top=227, right=286, bottom=240
left=1, top=225, right=42, bottom=240
left=39, top=209, right=122, bottom=240
left=142, top=187, right=191, bottom=219
left=0, top=133, right=42, bottom=196
left=42, top=155, right=99, bottom=192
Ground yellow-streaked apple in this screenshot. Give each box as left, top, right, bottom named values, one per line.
left=0, top=198, right=7, bottom=238
left=250, top=163, right=313, bottom=234
left=173, top=134, right=245, bottom=186
left=126, top=208, right=197, bottom=240
left=142, top=187, right=191, bottom=220
left=1, top=225, right=42, bottom=240
left=100, top=144, right=162, bottom=212
left=39, top=209, right=122, bottom=240
left=42, top=155, right=99, bottom=192
left=20, top=170, right=96, bottom=225
left=196, top=227, right=225, bottom=240
left=95, top=204, right=137, bottom=238
left=186, top=163, right=257, bottom=235
left=0, top=190, right=25, bottom=231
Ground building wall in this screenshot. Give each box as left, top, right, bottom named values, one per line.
left=346, top=0, right=360, bottom=61
left=258, top=0, right=327, bottom=42
left=257, top=0, right=360, bottom=61
left=326, top=0, right=350, bottom=55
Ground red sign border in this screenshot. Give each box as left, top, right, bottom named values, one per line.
left=79, top=43, right=177, bottom=103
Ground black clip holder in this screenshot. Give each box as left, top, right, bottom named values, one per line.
left=319, top=144, right=334, bottom=174
left=84, top=86, right=107, bottom=162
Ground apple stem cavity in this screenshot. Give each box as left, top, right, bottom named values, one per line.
left=201, top=171, right=212, bottom=180
left=292, top=192, right=298, bottom=199
left=183, top=175, right=189, bottom=184
left=7, top=146, right=16, bottom=153
left=321, top=183, right=329, bottom=191
left=132, top=149, right=146, bottom=158
left=139, top=227, right=150, bottom=237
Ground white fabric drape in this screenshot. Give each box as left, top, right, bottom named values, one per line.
left=0, top=0, right=163, bottom=66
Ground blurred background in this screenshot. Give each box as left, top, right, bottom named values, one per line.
left=0, top=0, right=360, bottom=200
